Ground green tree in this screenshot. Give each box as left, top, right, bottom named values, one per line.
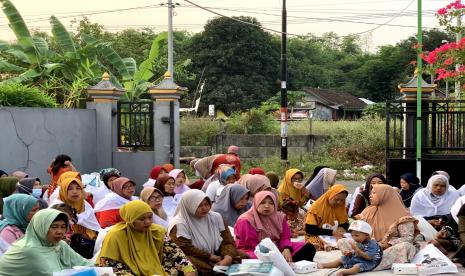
left=187, top=16, right=279, bottom=113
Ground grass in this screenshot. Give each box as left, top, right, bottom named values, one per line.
left=180, top=117, right=386, bottom=179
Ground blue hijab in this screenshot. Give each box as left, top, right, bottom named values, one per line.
left=0, top=194, right=38, bottom=232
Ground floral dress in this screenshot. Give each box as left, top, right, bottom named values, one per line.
left=374, top=217, right=420, bottom=270
left=286, top=208, right=306, bottom=236
left=99, top=236, right=195, bottom=276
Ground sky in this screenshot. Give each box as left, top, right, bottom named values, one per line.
left=0, top=0, right=456, bottom=52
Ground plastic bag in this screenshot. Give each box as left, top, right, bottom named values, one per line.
left=254, top=238, right=296, bottom=276
left=410, top=244, right=458, bottom=274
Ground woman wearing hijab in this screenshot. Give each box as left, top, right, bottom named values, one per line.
left=0, top=194, right=40, bottom=247
left=50, top=177, right=100, bottom=240
left=212, top=184, right=251, bottom=227
left=16, top=178, right=48, bottom=210
left=169, top=169, right=190, bottom=198
left=11, top=171, right=28, bottom=180
left=248, top=167, right=265, bottom=175
left=0, top=209, right=92, bottom=276
left=304, top=167, right=337, bottom=200
left=277, top=169, right=310, bottom=207
left=169, top=189, right=245, bottom=274
left=206, top=164, right=237, bottom=202
left=265, top=171, right=280, bottom=189
left=98, top=200, right=195, bottom=276
left=47, top=171, right=81, bottom=205
left=142, top=165, right=169, bottom=189
left=0, top=177, right=18, bottom=215
left=398, top=173, right=421, bottom=208
left=238, top=174, right=273, bottom=198
left=155, top=174, right=178, bottom=219
left=235, top=191, right=316, bottom=262
left=46, top=154, right=76, bottom=198
left=410, top=174, right=459, bottom=230
left=99, top=168, right=121, bottom=190
left=351, top=173, right=386, bottom=218
left=356, top=184, right=420, bottom=270
left=94, top=177, right=137, bottom=228
left=140, top=187, right=169, bottom=228
left=305, top=184, right=349, bottom=251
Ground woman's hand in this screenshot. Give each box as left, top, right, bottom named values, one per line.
left=380, top=242, right=391, bottom=250
left=185, top=272, right=196, bottom=276
left=216, top=255, right=233, bottom=266
left=333, top=227, right=346, bottom=240
left=209, top=254, right=222, bottom=263
left=282, top=248, right=293, bottom=263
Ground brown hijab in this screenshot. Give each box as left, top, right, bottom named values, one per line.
left=155, top=175, right=175, bottom=196
left=359, top=184, right=411, bottom=241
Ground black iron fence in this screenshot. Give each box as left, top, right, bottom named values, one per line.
left=386, top=100, right=465, bottom=158
left=117, top=102, right=153, bottom=149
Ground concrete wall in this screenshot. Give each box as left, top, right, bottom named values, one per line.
left=0, top=107, right=97, bottom=183
left=180, top=134, right=327, bottom=159
left=112, top=151, right=154, bottom=193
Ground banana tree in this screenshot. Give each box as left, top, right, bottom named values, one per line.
left=0, top=0, right=136, bottom=106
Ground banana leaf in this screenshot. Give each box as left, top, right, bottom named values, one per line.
left=50, top=15, right=77, bottom=58
left=0, top=0, right=38, bottom=64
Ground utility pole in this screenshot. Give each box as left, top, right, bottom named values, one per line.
left=280, top=0, right=288, bottom=162
left=167, top=0, right=175, bottom=79
left=416, top=0, right=423, bottom=181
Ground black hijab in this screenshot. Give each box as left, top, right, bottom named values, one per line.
left=361, top=173, right=387, bottom=200
left=399, top=173, right=421, bottom=208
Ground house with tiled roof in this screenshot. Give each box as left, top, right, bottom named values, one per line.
left=295, top=87, right=368, bottom=120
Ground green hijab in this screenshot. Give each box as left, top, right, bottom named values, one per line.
left=0, top=177, right=19, bottom=214
left=0, top=209, right=92, bottom=276
left=0, top=194, right=38, bottom=232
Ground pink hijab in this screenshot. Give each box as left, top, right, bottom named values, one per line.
left=237, top=191, right=285, bottom=243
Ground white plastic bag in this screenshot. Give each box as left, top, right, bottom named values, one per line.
left=410, top=244, right=458, bottom=274
left=414, top=216, right=438, bottom=242
left=254, top=238, right=296, bottom=276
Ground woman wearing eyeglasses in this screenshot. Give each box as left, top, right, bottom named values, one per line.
left=94, top=177, right=137, bottom=229
left=140, top=187, right=169, bottom=229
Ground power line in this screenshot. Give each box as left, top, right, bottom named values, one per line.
left=183, top=0, right=432, bottom=38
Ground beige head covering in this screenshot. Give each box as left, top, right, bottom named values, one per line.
left=359, top=184, right=411, bottom=241
left=168, top=189, right=224, bottom=254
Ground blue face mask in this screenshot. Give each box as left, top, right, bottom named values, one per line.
left=32, top=188, right=42, bottom=198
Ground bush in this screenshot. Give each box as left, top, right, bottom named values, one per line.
left=0, top=83, right=57, bottom=108
left=226, top=105, right=279, bottom=134
left=180, top=117, right=219, bottom=145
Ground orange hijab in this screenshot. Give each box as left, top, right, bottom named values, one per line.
left=306, top=184, right=348, bottom=227
left=359, top=184, right=411, bottom=241
left=59, top=177, right=85, bottom=213
left=277, top=169, right=307, bottom=207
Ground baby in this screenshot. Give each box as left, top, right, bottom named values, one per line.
left=318, top=220, right=382, bottom=276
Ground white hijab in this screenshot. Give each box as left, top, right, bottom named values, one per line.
left=93, top=192, right=137, bottom=213
left=305, top=168, right=337, bottom=200
left=410, top=175, right=459, bottom=217
left=168, top=189, right=224, bottom=254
